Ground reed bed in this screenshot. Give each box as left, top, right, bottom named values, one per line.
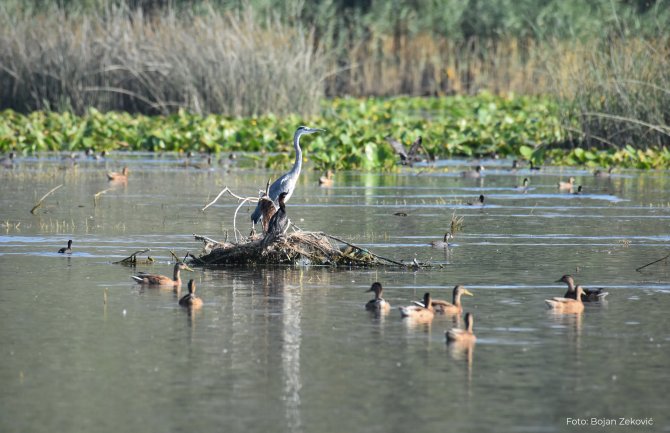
left=0, top=5, right=325, bottom=116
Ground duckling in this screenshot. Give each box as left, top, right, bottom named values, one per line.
left=365, top=282, right=391, bottom=312
left=572, top=185, right=583, bottom=195
left=545, top=285, right=585, bottom=313
left=425, top=285, right=473, bottom=315
left=131, top=262, right=193, bottom=286
left=319, top=170, right=334, bottom=187
left=467, top=194, right=485, bottom=206
left=461, top=165, right=484, bottom=179
left=179, top=279, right=203, bottom=309
left=446, top=312, right=477, bottom=344
left=430, top=232, right=453, bottom=248
left=529, top=161, right=541, bottom=171
left=556, top=274, right=609, bottom=301
left=58, top=239, right=73, bottom=254
left=594, top=167, right=613, bottom=178
left=557, top=177, right=575, bottom=190
left=107, top=167, right=129, bottom=182
left=399, top=292, right=434, bottom=321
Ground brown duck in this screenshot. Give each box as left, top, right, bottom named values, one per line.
left=179, top=279, right=203, bottom=308
left=131, top=262, right=193, bottom=286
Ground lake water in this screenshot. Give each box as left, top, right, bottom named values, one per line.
left=1, top=153, right=669, bottom=432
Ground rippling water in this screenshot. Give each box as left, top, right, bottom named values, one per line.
left=1, top=154, right=669, bottom=432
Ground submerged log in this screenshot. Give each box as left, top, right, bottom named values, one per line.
left=188, top=231, right=405, bottom=267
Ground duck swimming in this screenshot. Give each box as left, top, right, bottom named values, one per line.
left=107, top=167, right=129, bottom=182
left=319, top=170, right=334, bottom=187
left=467, top=194, right=485, bottom=206
left=58, top=239, right=73, bottom=254
left=594, top=167, right=613, bottom=178
left=516, top=178, right=529, bottom=190
left=399, top=292, right=434, bottom=321
left=131, top=262, right=193, bottom=286
left=556, top=274, right=608, bottom=301
left=557, top=177, right=575, bottom=190
left=422, top=285, right=473, bottom=315
left=430, top=232, right=453, bottom=248
left=545, top=285, right=585, bottom=313
left=179, top=279, right=203, bottom=308
left=365, top=282, right=391, bottom=312
left=446, top=312, right=477, bottom=344
left=461, top=165, right=484, bottom=179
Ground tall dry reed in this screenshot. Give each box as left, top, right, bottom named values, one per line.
left=0, top=5, right=325, bottom=116
left=547, top=37, right=670, bottom=148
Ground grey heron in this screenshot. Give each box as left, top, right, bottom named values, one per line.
left=251, top=126, right=324, bottom=225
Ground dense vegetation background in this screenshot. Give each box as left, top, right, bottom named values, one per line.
left=0, top=0, right=668, bottom=162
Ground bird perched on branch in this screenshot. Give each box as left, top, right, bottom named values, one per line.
left=251, top=126, right=323, bottom=226
left=263, top=192, right=290, bottom=247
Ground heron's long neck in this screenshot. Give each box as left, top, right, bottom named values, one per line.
left=290, top=132, right=303, bottom=176
left=173, top=266, right=180, bottom=281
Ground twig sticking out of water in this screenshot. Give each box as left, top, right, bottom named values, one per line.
left=318, top=232, right=407, bottom=267
left=113, top=249, right=152, bottom=265
left=93, top=187, right=114, bottom=207
left=30, top=184, right=63, bottom=214
left=201, top=186, right=264, bottom=243
left=636, top=253, right=670, bottom=272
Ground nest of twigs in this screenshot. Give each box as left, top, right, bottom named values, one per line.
left=189, top=230, right=403, bottom=267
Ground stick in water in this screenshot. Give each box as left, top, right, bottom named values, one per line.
left=30, top=184, right=63, bottom=214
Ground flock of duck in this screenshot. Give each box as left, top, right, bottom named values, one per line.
left=364, top=273, right=608, bottom=346
left=38, top=127, right=617, bottom=331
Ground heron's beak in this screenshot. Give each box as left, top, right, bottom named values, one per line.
left=463, top=289, right=474, bottom=296
left=365, top=288, right=373, bottom=293
left=184, top=265, right=195, bottom=272
left=554, top=278, right=563, bottom=283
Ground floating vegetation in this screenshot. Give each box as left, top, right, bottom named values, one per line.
left=30, top=184, right=63, bottom=214
left=2, top=96, right=668, bottom=170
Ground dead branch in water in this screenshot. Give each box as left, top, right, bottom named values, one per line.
left=636, top=253, right=670, bottom=272
left=201, top=186, right=261, bottom=242
left=30, top=184, right=63, bottom=214
left=113, top=248, right=153, bottom=265
left=93, top=187, right=114, bottom=207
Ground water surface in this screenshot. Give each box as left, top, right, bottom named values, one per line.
left=1, top=154, right=669, bottom=432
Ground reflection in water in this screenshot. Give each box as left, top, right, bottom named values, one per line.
left=281, top=271, right=303, bottom=433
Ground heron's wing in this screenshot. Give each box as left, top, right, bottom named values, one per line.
left=385, top=137, right=408, bottom=161
left=407, top=136, right=423, bottom=158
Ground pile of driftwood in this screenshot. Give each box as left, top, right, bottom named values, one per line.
left=189, top=186, right=408, bottom=267
left=189, top=230, right=405, bottom=267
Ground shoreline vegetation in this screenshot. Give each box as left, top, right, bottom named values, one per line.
left=0, top=0, right=668, bottom=169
